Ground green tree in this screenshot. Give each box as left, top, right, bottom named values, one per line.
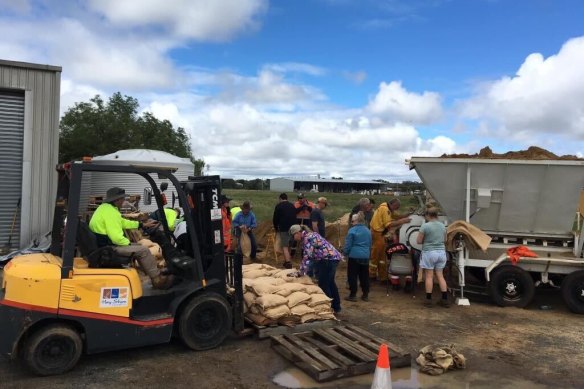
left=59, top=92, right=195, bottom=162
left=193, top=158, right=206, bottom=176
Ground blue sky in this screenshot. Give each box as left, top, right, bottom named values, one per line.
left=1, top=0, right=584, bottom=180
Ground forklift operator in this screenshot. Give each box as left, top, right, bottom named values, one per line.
left=89, top=187, right=174, bottom=290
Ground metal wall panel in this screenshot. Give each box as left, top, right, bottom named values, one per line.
left=0, top=60, right=61, bottom=248
left=0, top=90, right=24, bottom=248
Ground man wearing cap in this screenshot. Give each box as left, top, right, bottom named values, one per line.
left=89, top=187, right=173, bottom=290
left=220, top=194, right=233, bottom=252
left=294, top=193, right=314, bottom=227
left=232, top=200, right=258, bottom=260
left=311, top=197, right=328, bottom=237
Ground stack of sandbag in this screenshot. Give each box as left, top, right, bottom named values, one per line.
left=137, top=238, right=164, bottom=266
left=242, top=263, right=336, bottom=327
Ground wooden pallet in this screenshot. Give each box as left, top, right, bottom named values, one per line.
left=271, top=323, right=411, bottom=382
left=246, top=317, right=339, bottom=339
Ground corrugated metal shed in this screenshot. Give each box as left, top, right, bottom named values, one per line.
left=90, top=149, right=194, bottom=213
left=0, top=59, right=61, bottom=249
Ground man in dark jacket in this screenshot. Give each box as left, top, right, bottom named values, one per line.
left=272, top=192, right=297, bottom=268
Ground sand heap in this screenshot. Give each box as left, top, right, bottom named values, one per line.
left=441, top=146, right=583, bottom=160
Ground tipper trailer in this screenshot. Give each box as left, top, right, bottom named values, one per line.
left=405, top=157, right=584, bottom=313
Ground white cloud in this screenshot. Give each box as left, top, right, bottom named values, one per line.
left=366, top=81, right=443, bottom=125
left=461, top=36, right=584, bottom=140
left=87, top=0, right=268, bottom=41
left=263, top=62, right=327, bottom=76
left=342, top=70, right=367, bottom=85
left=60, top=79, right=106, bottom=115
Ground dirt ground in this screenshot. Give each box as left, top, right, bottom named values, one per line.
left=2, top=257, right=583, bottom=389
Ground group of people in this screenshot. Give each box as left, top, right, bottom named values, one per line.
left=88, top=186, right=450, bottom=310
left=270, top=194, right=450, bottom=312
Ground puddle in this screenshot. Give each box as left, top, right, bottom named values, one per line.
left=272, top=366, right=549, bottom=389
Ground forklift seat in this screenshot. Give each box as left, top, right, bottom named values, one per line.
left=76, top=221, right=131, bottom=268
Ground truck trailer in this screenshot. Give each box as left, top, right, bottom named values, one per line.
left=404, top=157, right=584, bottom=313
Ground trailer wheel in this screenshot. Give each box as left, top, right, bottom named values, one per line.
left=22, top=324, right=83, bottom=376
left=179, top=292, right=232, bottom=351
left=561, top=270, right=584, bottom=314
left=489, top=266, right=535, bottom=308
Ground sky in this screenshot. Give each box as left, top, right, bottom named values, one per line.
left=1, top=0, right=584, bottom=181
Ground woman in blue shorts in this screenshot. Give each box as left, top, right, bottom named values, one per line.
left=416, top=208, right=449, bottom=307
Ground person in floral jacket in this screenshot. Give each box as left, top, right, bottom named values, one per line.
left=289, top=224, right=342, bottom=313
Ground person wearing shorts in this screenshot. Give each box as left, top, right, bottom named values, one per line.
left=417, top=207, right=449, bottom=307
left=273, top=192, right=297, bottom=268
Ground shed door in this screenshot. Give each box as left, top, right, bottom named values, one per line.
left=0, top=90, right=24, bottom=249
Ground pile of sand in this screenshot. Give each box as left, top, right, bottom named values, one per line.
left=441, top=146, right=583, bottom=160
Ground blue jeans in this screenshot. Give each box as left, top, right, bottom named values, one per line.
left=317, top=260, right=341, bottom=313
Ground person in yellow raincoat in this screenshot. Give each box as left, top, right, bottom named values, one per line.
left=369, top=198, right=411, bottom=281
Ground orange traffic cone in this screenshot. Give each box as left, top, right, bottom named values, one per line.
left=371, top=343, right=392, bottom=389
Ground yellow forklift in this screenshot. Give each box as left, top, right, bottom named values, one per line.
left=0, top=160, right=244, bottom=375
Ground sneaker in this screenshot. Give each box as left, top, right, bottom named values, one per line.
left=423, top=300, right=433, bottom=308
left=361, top=295, right=369, bottom=302
left=345, top=296, right=357, bottom=302
left=437, top=299, right=451, bottom=308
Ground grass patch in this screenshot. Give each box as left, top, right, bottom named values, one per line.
left=222, top=190, right=420, bottom=224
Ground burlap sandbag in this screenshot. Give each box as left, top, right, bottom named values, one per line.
left=274, top=283, right=307, bottom=297
left=242, top=269, right=269, bottom=279
left=304, top=285, right=325, bottom=295
left=240, top=233, right=252, bottom=257
left=313, top=304, right=334, bottom=314
left=246, top=313, right=276, bottom=326
left=255, top=294, right=288, bottom=310
left=296, top=276, right=314, bottom=285
left=290, top=304, right=315, bottom=316
left=308, top=294, right=332, bottom=308
left=148, top=243, right=162, bottom=258
left=245, top=279, right=277, bottom=296
left=243, top=263, right=277, bottom=271
left=263, top=304, right=291, bottom=320
left=287, top=291, right=312, bottom=308
left=138, top=239, right=155, bottom=248
left=278, top=315, right=300, bottom=327
left=300, top=313, right=319, bottom=323
left=243, top=292, right=256, bottom=308
left=254, top=276, right=286, bottom=286
left=318, top=312, right=336, bottom=320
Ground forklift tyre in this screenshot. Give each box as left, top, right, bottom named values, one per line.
left=561, top=270, right=584, bottom=314
left=178, top=292, right=232, bottom=351
left=489, top=265, right=535, bottom=308
left=22, top=324, right=83, bottom=376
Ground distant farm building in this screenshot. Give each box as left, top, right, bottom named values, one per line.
left=270, top=177, right=386, bottom=194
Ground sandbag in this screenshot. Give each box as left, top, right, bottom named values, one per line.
left=308, top=294, right=332, bottom=308
left=274, top=283, right=307, bottom=297
left=254, top=276, right=286, bottom=286
left=243, top=292, right=256, bottom=307
left=313, top=304, right=334, bottom=314
left=304, top=285, right=325, bottom=295
left=148, top=243, right=162, bottom=258
left=242, top=269, right=270, bottom=279
left=263, top=304, right=291, bottom=320
left=296, top=276, right=315, bottom=285
left=138, top=239, right=155, bottom=248
left=290, top=304, right=315, bottom=316
left=300, top=313, right=319, bottom=323
left=271, top=269, right=298, bottom=282
left=243, top=263, right=277, bottom=271
left=286, top=291, right=312, bottom=308
left=245, top=279, right=277, bottom=296
left=255, top=294, right=288, bottom=310
left=278, top=315, right=300, bottom=327
left=240, top=233, right=252, bottom=257
left=318, top=312, right=336, bottom=320
left=246, top=313, right=276, bottom=326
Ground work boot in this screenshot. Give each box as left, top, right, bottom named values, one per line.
left=152, top=274, right=174, bottom=290
left=423, top=300, right=433, bottom=308
left=345, top=295, right=357, bottom=302
left=361, top=295, right=369, bottom=302
left=283, top=261, right=293, bottom=269
left=437, top=299, right=451, bottom=308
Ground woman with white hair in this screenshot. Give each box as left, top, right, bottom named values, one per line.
left=289, top=224, right=342, bottom=314
left=344, top=212, right=372, bottom=302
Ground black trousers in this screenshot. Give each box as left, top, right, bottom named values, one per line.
left=348, top=258, right=370, bottom=297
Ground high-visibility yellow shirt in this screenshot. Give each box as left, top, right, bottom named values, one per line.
left=164, top=208, right=178, bottom=232
left=230, top=206, right=242, bottom=220
left=370, top=202, right=397, bottom=233
left=89, top=203, right=139, bottom=246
